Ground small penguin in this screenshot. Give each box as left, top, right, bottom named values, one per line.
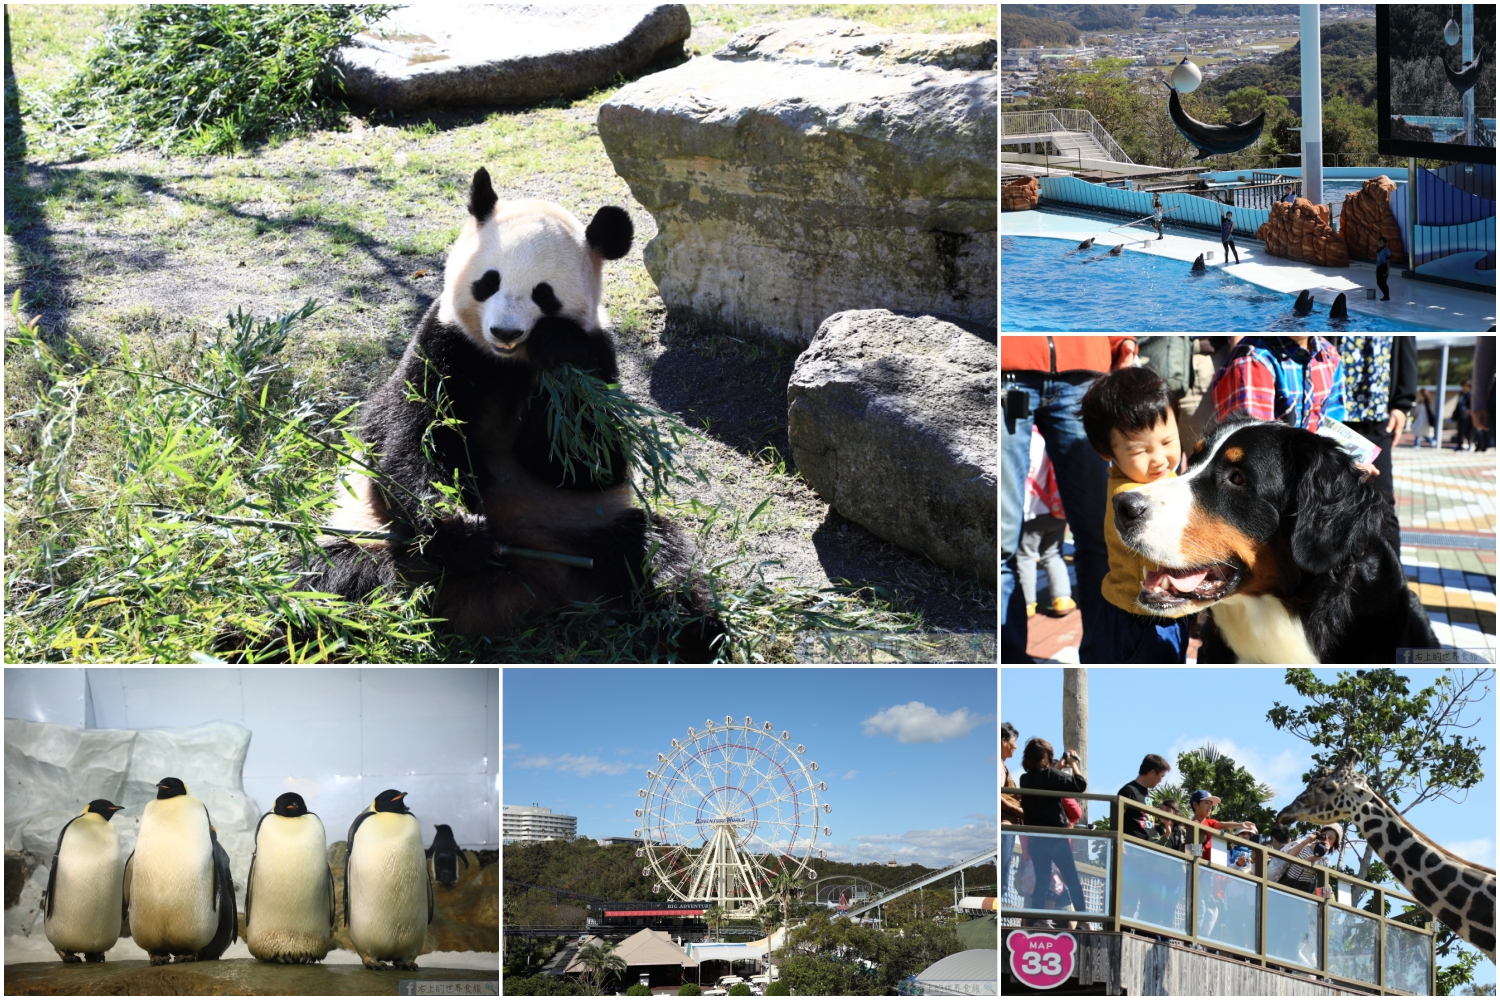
left=246, top=792, right=335, bottom=963
left=125, top=777, right=236, bottom=965
left=1293, top=289, right=1314, bottom=315
left=426, top=824, right=469, bottom=887
left=1329, top=292, right=1349, bottom=320
left=43, top=800, right=125, bottom=963
left=1191, top=253, right=1206, bottom=272
left=346, top=789, right=433, bottom=970
left=1107, top=243, right=1124, bottom=256
left=1077, top=237, right=1095, bottom=250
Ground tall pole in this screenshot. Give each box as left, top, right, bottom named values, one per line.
left=1299, top=4, right=1323, bottom=203
left=1062, top=668, right=1089, bottom=825
left=1463, top=5, right=1474, bottom=144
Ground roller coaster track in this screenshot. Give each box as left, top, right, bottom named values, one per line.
left=842, top=847, right=999, bottom=918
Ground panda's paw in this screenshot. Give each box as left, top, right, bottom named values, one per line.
left=416, top=514, right=498, bottom=572
left=524, top=316, right=602, bottom=371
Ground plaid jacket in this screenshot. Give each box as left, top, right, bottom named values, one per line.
left=1210, top=336, right=1346, bottom=432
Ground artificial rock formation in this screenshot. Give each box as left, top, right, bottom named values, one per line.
left=333, top=4, right=691, bottom=110
left=1338, top=175, right=1407, bottom=265
left=598, top=19, right=997, bottom=341
left=787, top=309, right=996, bottom=583
left=1255, top=197, right=1350, bottom=268
left=1002, top=176, right=1039, bottom=211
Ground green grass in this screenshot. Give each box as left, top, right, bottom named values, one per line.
left=3, top=5, right=996, bottom=662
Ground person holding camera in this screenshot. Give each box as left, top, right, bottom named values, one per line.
left=1017, top=738, right=1091, bottom=928
left=1279, top=825, right=1342, bottom=894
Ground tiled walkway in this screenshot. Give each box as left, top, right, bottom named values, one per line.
left=1019, top=436, right=1496, bottom=664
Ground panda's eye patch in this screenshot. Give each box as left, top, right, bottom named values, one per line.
left=471, top=270, right=500, bottom=302
left=531, top=282, right=562, bottom=316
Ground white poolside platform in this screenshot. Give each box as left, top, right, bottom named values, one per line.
left=1002, top=209, right=1497, bottom=332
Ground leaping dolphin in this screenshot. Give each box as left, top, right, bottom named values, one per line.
left=1444, top=45, right=1485, bottom=95
left=1163, top=82, right=1266, bottom=159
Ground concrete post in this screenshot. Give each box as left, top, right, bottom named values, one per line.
left=1299, top=4, right=1323, bottom=205
left=1062, top=668, right=1088, bottom=825
left=1463, top=5, right=1474, bottom=144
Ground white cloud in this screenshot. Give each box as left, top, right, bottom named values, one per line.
left=1441, top=837, right=1496, bottom=867
left=513, top=753, right=638, bottom=777
left=1162, top=735, right=1309, bottom=805
left=862, top=702, right=989, bottom=744
left=843, top=770, right=859, bottom=780
left=822, top=815, right=998, bottom=868
left=504, top=743, right=521, bottom=751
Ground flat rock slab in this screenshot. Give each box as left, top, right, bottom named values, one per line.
left=334, top=4, right=691, bottom=110
left=788, top=309, right=996, bottom=582
left=598, top=19, right=997, bottom=342
left=4, top=959, right=497, bottom=996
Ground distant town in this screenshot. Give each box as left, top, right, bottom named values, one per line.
left=1002, top=4, right=1375, bottom=101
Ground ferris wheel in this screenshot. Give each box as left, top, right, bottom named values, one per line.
left=635, top=716, right=829, bottom=917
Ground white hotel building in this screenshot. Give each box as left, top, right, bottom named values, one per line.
left=502, top=803, right=578, bottom=845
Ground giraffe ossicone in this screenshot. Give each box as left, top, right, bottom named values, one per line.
left=1277, top=758, right=1495, bottom=961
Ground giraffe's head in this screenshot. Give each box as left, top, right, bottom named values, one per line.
left=1276, top=755, right=1371, bottom=826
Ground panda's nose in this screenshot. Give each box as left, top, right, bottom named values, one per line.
left=489, top=326, right=525, bottom=346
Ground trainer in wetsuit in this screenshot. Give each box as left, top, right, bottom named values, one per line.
left=1151, top=192, right=1165, bottom=241
left=1375, top=236, right=1391, bottom=300
left=1220, top=210, right=1239, bottom=264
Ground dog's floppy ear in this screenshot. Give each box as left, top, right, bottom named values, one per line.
left=1287, top=431, right=1382, bottom=575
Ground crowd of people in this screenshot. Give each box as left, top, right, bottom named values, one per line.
left=1002, top=720, right=1346, bottom=944
left=1002, top=334, right=1498, bottom=662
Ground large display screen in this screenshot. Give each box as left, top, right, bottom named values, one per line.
left=1377, top=4, right=1495, bottom=163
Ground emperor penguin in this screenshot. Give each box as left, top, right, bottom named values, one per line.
left=43, top=799, right=125, bottom=963
left=425, top=823, right=468, bottom=887
left=124, top=777, right=237, bottom=964
left=345, top=789, right=433, bottom=970
left=246, top=792, right=335, bottom=963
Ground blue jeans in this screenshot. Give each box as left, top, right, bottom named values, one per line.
left=1002, top=373, right=1109, bottom=662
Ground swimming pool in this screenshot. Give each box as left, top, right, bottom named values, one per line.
left=1000, top=235, right=1439, bottom=332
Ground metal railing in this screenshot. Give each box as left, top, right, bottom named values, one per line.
left=1002, top=788, right=1436, bottom=997
left=1001, top=108, right=1135, bottom=164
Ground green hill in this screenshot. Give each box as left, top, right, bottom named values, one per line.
left=1201, top=22, right=1377, bottom=106
left=1001, top=12, right=1080, bottom=47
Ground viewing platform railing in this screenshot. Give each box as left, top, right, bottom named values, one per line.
left=1003, top=788, right=1436, bottom=997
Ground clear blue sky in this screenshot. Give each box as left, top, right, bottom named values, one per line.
left=503, top=668, right=997, bottom=868
left=1002, top=666, right=1496, bottom=984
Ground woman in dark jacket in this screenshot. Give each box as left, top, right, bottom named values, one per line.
left=1016, top=737, right=1090, bottom=925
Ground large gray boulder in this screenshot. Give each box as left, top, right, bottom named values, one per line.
left=598, top=19, right=996, bottom=343
left=787, top=310, right=996, bottom=583
left=334, top=5, right=691, bottom=111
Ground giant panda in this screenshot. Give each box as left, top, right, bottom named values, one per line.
left=303, top=167, right=719, bottom=660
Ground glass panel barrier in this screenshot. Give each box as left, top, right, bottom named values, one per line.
left=1384, top=921, right=1432, bottom=995
left=1327, top=906, right=1379, bottom=985
left=1196, top=866, right=1259, bottom=954
left=1000, top=831, right=1111, bottom=918
left=1265, top=887, right=1322, bottom=970
left=1120, top=839, right=1188, bottom=933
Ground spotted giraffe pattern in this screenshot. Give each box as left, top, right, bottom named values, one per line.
left=1277, top=760, right=1495, bottom=961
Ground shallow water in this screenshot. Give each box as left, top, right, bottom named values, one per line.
left=1000, top=235, right=1437, bottom=332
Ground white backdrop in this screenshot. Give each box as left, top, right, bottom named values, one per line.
left=4, top=668, right=498, bottom=849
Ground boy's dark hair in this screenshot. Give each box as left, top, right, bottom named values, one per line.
left=1269, top=825, right=1291, bottom=844
left=1140, top=754, right=1172, bottom=776
left=1079, top=365, right=1182, bottom=460
left=1021, top=737, right=1055, bottom=773
left=1002, top=721, right=1019, bottom=742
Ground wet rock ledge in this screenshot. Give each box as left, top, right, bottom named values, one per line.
left=5, top=959, right=498, bottom=996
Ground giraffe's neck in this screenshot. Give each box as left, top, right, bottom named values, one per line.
left=1354, top=788, right=1495, bottom=879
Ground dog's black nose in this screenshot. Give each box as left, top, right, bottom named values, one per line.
left=1114, top=491, right=1150, bottom=529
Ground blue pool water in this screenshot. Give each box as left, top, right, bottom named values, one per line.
left=1000, top=235, right=1438, bottom=332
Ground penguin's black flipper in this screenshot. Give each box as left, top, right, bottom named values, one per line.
left=427, top=865, right=435, bottom=926
left=245, top=852, right=256, bottom=927
left=326, top=863, right=337, bottom=933
left=122, top=851, right=133, bottom=922
left=45, top=815, right=81, bottom=920
left=199, top=826, right=237, bottom=960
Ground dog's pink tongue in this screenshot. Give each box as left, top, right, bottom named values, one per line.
left=1167, top=569, right=1208, bottom=592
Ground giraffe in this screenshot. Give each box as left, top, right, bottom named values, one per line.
left=1276, top=757, right=1495, bottom=961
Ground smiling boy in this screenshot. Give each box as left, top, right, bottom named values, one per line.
left=1078, top=366, right=1193, bottom=663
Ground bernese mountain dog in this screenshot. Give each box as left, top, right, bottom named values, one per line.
left=1112, top=415, right=1440, bottom=663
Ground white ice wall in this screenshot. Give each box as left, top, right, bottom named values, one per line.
left=5, top=668, right=499, bottom=849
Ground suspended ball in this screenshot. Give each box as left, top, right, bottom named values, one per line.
left=1171, top=57, right=1203, bottom=94
left=1444, top=18, right=1461, bottom=45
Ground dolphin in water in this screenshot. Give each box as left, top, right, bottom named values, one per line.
left=1329, top=292, right=1349, bottom=320
left=1108, top=243, right=1124, bottom=255
left=1077, top=237, right=1095, bottom=250
left=1293, top=290, right=1315, bottom=315
left=1191, top=253, right=1206, bottom=272
left=1163, top=82, right=1266, bottom=159
left=1445, top=44, right=1485, bottom=95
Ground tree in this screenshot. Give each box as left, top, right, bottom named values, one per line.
left=576, top=941, right=626, bottom=996
left=702, top=905, right=726, bottom=942
left=765, top=870, right=808, bottom=973
left=1268, top=668, right=1492, bottom=993
left=1155, top=743, right=1278, bottom=832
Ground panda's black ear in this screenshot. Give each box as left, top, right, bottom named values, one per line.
left=585, top=206, right=633, bottom=260
left=468, top=168, right=498, bottom=222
